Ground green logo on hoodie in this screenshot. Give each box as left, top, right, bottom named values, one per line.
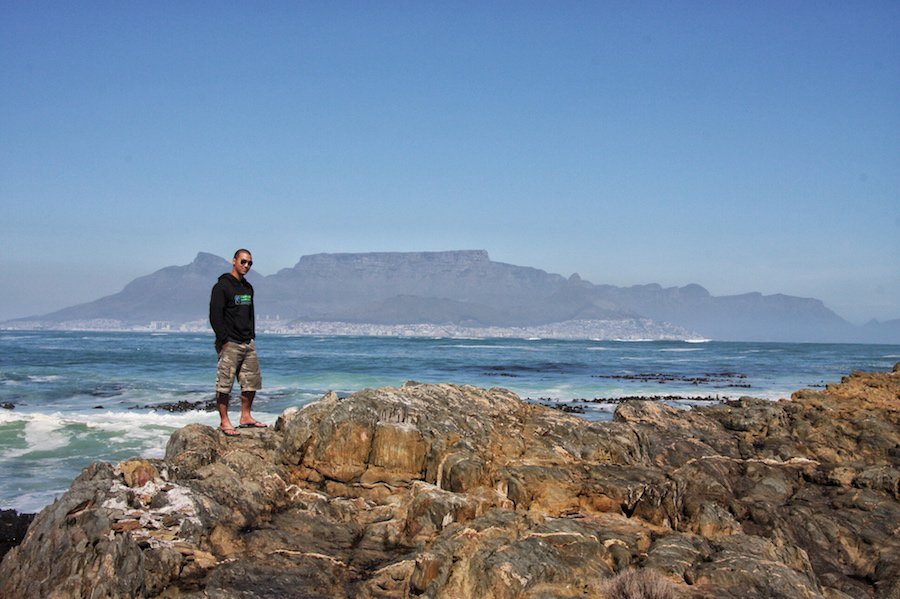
left=234, top=294, right=252, bottom=305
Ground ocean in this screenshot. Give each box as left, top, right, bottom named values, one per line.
left=2, top=330, right=898, bottom=513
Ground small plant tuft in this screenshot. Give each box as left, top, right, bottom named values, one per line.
left=601, top=568, right=677, bottom=599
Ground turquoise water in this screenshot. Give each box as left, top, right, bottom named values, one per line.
left=2, top=331, right=898, bottom=512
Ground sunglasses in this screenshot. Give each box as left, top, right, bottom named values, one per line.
left=240, top=259, right=253, bottom=267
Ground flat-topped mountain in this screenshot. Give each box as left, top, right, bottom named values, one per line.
left=8, top=250, right=896, bottom=343
left=263, top=250, right=633, bottom=327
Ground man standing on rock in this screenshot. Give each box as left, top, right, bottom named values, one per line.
left=209, top=249, right=267, bottom=436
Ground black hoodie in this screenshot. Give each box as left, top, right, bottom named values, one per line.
left=209, top=273, right=255, bottom=353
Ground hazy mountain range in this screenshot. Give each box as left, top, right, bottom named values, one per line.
left=8, top=250, right=899, bottom=343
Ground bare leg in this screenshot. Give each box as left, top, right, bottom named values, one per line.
left=239, top=391, right=257, bottom=425
left=217, top=392, right=235, bottom=430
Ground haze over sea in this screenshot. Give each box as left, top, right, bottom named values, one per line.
left=1, top=330, right=898, bottom=513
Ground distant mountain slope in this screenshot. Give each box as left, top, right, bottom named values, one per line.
left=590, top=284, right=857, bottom=342
left=8, top=250, right=896, bottom=343
left=34, top=253, right=261, bottom=324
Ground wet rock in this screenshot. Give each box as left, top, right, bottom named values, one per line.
left=133, top=399, right=218, bottom=412
left=0, top=510, right=35, bottom=561
left=593, top=371, right=750, bottom=388
left=590, top=394, right=728, bottom=403
left=1, top=368, right=898, bottom=598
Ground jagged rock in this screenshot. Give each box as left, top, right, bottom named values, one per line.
left=120, top=459, right=159, bottom=488
left=1, top=367, right=898, bottom=598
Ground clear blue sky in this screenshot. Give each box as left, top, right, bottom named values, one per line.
left=2, top=1, right=898, bottom=324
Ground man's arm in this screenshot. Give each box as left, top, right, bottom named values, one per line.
left=209, top=283, right=227, bottom=343
left=250, top=288, right=256, bottom=339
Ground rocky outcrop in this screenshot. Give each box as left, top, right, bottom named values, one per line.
left=1, top=367, right=898, bottom=598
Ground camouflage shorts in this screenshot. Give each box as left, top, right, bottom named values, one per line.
left=215, top=340, right=262, bottom=394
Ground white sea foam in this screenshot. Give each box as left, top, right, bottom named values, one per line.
left=0, top=408, right=277, bottom=461
left=27, top=375, right=61, bottom=382
left=84, top=410, right=217, bottom=437
left=586, top=402, right=618, bottom=412
left=442, top=344, right=535, bottom=350
left=2, top=489, right=66, bottom=513
left=2, top=413, right=70, bottom=458
left=657, top=348, right=704, bottom=352
left=0, top=407, right=278, bottom=511
left=523, top=384, right=580, bottom=400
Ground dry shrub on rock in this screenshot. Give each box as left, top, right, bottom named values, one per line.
left=601, top=568, right=676, bottom=599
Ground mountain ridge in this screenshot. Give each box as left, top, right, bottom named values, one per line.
left=6, top=250, right=897, bottom=343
